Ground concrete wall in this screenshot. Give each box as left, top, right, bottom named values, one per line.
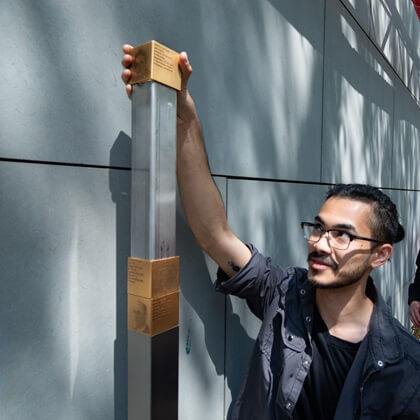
left=1, top=0, right=418, bottom=419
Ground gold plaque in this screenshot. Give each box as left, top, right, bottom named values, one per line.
left=412, top=325, right=420, bottom=340
left=130, top=40, right=181, bottom=91
left=127, top=256, right=179, bottom=299
left=128, top=292, right=179, bottom=336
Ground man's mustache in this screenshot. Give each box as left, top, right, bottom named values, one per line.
left=307, top=251, right=339, bottom=270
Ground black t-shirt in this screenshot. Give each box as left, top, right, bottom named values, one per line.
left=293, top=306, right=361, bottom=420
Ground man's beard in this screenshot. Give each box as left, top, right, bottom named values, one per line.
left=307, top=252, right=371, bottom=289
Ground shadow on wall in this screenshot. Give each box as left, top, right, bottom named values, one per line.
left=109, top=131, right=132, bottom=420
left=322, top=1, right=419, bottom=188
left=370, top=0, right=420, bottom=101
left=321, top=2, right=419, bottom=324
left=195, top=0, right=325, bottom=182
left=392, top=80, right=420, bottom=190
left=2, top=0, right=123, bottom=166
left=323, top=1, right=394, bottom=187
left=176, top=209, right=256, bottom=420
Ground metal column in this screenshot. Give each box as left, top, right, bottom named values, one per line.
left=128, top=81, right=178, bottom=420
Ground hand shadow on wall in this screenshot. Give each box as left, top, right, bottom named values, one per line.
left=177, top=207, right=256, bottom=420
left=109, top=131, right=131, bottom=420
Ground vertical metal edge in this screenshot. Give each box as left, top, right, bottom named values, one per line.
left=149, top=83, right=157, bottom=259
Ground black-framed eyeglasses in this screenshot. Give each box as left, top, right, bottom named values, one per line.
left=300, top=222, right=383, bottom=250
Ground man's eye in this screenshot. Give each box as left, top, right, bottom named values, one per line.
left=314, top=224, right=323, bottom=231
left=335, top=231, right=351, bottom=239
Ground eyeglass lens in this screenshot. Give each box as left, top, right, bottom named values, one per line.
left=302, top=225, right=350, bottom=250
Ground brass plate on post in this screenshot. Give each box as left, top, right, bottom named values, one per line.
left=128, top=256, right=179, bottom=299
left=130, top=40, right=181, bottom=91
left=128, top=292, right=179, bottom=336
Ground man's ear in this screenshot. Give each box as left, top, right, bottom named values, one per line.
left=371, top=244, right=393, bottom=269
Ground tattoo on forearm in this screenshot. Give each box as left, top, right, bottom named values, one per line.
left=228, top=261, right=240, bottom=273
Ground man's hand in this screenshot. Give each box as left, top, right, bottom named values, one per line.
left=121, top=44, right=196, bottom=123
left=409, top=300, right=420, bottom=327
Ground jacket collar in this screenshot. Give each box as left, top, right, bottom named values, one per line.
left=364, top=277, right=404, bottom=365
left=300, top=274, right=404, bottom=365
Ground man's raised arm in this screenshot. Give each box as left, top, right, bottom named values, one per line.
left=121, top=45, right=251, bottom=277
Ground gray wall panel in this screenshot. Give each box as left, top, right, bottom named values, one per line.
left=224, top=180, right=327, bottom=417
left=322, top=0, right=395, bottom=186
left=196, top=0, right=325, bottom=181
left=0, top=162, right=130, bottom=419
left=376, top=189, right=420, bottom=328
left=391, top=78, right=420, bottom=190
left=339, top=0, right=371, bottom=33
left=177, top=177, right=226, bottom=420
left=0, top=0, right=132, bottom=167
left=0, top=0, right=324, bottom=177
left=370, top=0, right=420, bottom=102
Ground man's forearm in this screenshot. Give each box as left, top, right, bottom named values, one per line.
left=176, top=114, right=229, bottom=253
left=173, top=56, right=251, bottom=275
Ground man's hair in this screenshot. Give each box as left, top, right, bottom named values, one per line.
left=326, top=184, right=405, bottom=245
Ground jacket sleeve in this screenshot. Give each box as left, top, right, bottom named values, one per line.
left=215, top=244, right=289, bottom=320
left=408, top=250, right=420, bottom=304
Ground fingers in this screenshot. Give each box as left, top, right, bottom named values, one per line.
left=121, top=54, right=133, bottom=68
left=409, top=301, right=420, bottom=327
left=122, top=44, right=133, bottom=54
left=121, top=44, right=134, bottom=68
left=410, top=312, right=420, bottom=328
left=414, top=310, right=420, bottom=327
left=122, top=68, right=132, bottom=84
left=121, top=67, right=132, bottom=99
left=121, top=45, right=134, bottom=99
left=179, top=51, right=193, bottom=90
left=125, top=83, right=133, bottom=99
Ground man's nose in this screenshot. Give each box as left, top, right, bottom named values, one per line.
left=313, top=233, right=333, bottom=253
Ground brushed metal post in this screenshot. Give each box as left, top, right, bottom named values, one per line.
left=128, top=81, right=178, bottom=420
left=131, top=82, right=177, bottom=260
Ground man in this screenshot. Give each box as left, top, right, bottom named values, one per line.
left=121, top=46, right=420, bottom=419
left=409, top=250, right=420, bottom=328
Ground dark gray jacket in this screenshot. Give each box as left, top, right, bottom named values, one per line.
left=216, top=246, right=420, bottom=419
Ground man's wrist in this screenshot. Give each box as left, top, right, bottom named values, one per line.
left=177, top=114, right=201, bottom=134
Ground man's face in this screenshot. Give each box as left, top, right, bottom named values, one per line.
left=307, top=197, right=377, bottom=289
